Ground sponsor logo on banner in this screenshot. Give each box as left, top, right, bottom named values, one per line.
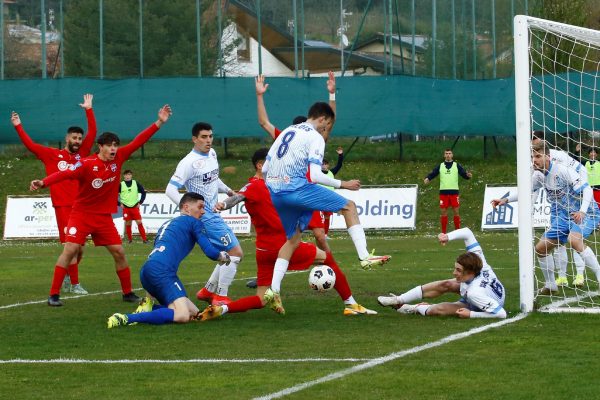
left=481, top=185, right=550, bottom=230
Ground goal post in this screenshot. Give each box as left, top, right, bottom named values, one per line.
left=514, top=15, right=600, bottom=313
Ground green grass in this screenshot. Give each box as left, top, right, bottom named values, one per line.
left=2, top=233, right=600, bottom=399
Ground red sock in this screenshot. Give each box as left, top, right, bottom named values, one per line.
left=137, top=223, right=147, bottom=241
left=453, top=215, right=461, bottom=229
left=324, top=252, right=352, bottom=301
left=50, top=266, right=69, bottom=296
left=116, top=267, right=133, bottom=294
left=67, top=263, right=79, bottom=285
left=441, top=215, right=449, bottom=233
left=227, top=296, right=263, bottom=313
left=125, top=225, right=132, bottom=241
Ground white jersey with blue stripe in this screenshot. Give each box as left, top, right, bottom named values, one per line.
left=265, top=123, right=325, bottom=193
left=532, top=161, right=592, bottom=214
left=460, top=240, right=505, bottom=313
left=549, top=149, right=587, bottom=180
left=169, top=148, right=221, bottom=211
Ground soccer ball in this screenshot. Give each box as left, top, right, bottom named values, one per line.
left=308, top=265, right=336, bottom=292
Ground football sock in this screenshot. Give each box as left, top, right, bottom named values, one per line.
left=441, top=216, right=448, bottom=233
left=221, top=305, right=229, bottom=315
left=271, top=258, right=290, bottom=293
left=205, top=265, right=220, bottom=292
left=67, top=263, right=79, bottom=285
left=415, top=304, right=430, bottom=316
left=125, top=225, right=133, bottom=242
left=324, top=252, right=352, bottom=301
left=572, top=249, right=585, bottom=275
left=453, top=215, right=461, bottom=229
left=116, top=267, right=133, bottom=294
left=579, top=247, right=600, bottom=279
left=50, top=265, right=69, bottom=296
left=347, top=224, right=369, bottom=260
left=343, top=296, right=357, bottom=305
left=137, top=223, right=147, bottom=241
left=538, top=255, right=557, bottom=290
left=216, top=256, right=241, bottom=296
left=227, top=296, right=263, bottom=313
left=399, top=286, right=423, bottom=304
left=554, top=246, right=568, bottom=278
left=127, top=308, right=174, bottom=325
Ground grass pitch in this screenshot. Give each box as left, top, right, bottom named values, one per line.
left=2, top=232, right=600, bottom=399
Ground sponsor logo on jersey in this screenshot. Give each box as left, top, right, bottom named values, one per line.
left=57, top=160, right=69, bottom=171
left=110, top=163, right=117, bottom=172
left=202, top=168, right=219, bottom=184
left=68, top=227, right=77, bottom=235
left=92, top=178, right=103, bottom=188
left=93, top=166, right=99, bottom=172
left=75, top=154, right=81, bottom=160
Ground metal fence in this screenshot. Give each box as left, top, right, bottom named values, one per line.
left=1, top=0, right=546, bottom=81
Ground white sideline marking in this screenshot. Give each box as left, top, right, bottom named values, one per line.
left=254, top=313, right=528, bottom=400
left=0, top=357, right=371, bottom=364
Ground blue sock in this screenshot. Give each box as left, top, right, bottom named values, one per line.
left=152, top=304, right=167, bottom=310
left=127, top=308, right=174, bottom=325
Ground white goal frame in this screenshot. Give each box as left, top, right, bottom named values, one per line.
left=514, top=15, right=600, bottom=313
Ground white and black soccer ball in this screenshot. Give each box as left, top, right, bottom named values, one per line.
left=308, top=265, right=336, bottom=292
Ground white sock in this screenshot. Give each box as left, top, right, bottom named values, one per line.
left=271, top=258, right=289, bottom=293
left=579, top=247, right=600, bottom=279
left=538, top=254, right=558, bottom=290
left=205, top=265, right=220, bottom=292
left=343, top=296, right=357, bottom=305
left=216, top=256, right=241, bottom=296
left=572, top=249, right=586, bottom=275
left=415, top=304, right=430, bottom=316
left=398, top=286, right=423, bottom=304
left=347, top=224, right=369, bottom=260
left=221, top=305, right=229, bottom=315
left=553, top=246, right=568, bottom=278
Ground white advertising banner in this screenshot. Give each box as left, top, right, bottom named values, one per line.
left=4, top=196, right=124, bottom=239
left=138, top=193, right=251, bottom=235
left=329, top=186, right=418, bottom=230
left=481, top=185, right=550, bottom=230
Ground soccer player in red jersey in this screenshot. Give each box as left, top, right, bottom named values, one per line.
left=255, top=73, right=336, bottom=253
left=197, top=148, right=377, bottom=320
left=11, top=94, right=97, bottom=295
left=30, top=104, right=172, bottom=307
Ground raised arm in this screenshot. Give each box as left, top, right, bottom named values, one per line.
left=327, top=70, right=336, bottom=115
left=256, top=75, right=277, bottom=139
left=79, top=94, right=97, bottom=156
left=119, top=104, right=172, bottom=159
left=330, top=147, right=344, bottom=175
left=11, top=112, right=48, bottom=156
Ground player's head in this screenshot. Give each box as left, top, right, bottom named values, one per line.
left=322, top=159, right=330, bottom=172
left=192, top=122, right=213, bottom=153
left=123, top=169, right=133, bottom=181
left=531, top=141, right=550, bottom=171
left=531, top=130, right=545, bottom=144
left=307, top=102, right=335, bottom=138
left=444, top=148, right=453, bottom=161
left=96, top=132, right=121, bottom=161
left=252, top=148, right=269, bottom=172
left=292, top=116, right=307, bottom=125
left=453, top=252, right=483, bottom=282
left=179, top=192, right=206, bottom=219
left=65, top=126, right=84, bottom=153
left=590, top=147, right=599, bottom=160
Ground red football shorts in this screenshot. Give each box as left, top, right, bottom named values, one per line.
left=122, top=205, right=142, bottom=221
left=255, top=242, right=317, bottom=286
left=54, top=206, right=72, bottom=243
left=65, top=210, right=122, bottom=246
left=439, top=194, right=460, bottom=209
left=307, top=211, right=325, bottom=230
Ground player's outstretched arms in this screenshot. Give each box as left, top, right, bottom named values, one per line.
left=491, top=198, right=508, bottom=208
left=340, top=179, right=360, bottom=191
left=255, top=75, right=276, bottom=139
left=10, top=111, right=21, bottom=126
left=215, top=194, right=246, bottom=212
left=30, top=180, right=44, bottom=191
left=327, top=71, right=336, bottom=114
left=79, top=93, right=93, bottom=109
left=457, top=307, right=507, bottom=319
left=155, top=104, right=172, bottom=127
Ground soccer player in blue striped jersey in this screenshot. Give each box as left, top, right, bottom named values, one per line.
left=262, top=101, right=390, bottom=313
left=165, top=122, right=243, bottom=306
left=377, top=227, right=507, bottom=319
left=107, top=192, right=231, bottom=328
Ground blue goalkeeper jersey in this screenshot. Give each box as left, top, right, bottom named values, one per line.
left=147, top=215, right=221, bottom=273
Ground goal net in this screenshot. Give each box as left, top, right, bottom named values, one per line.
left=514, top=15, right=600, bottom=313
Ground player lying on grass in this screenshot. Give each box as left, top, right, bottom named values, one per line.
left=197, top=148, right=377, bottom=320
left=107, top=192, right=231, bottom=328
left=377, top=228, right=507, bottom=319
